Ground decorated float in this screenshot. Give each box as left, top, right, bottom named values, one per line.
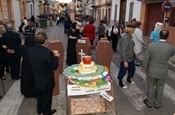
left=64, top=56, right=113, bottom=115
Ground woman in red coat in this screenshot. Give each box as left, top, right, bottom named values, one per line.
left=83, top=18, right=95, bottom=46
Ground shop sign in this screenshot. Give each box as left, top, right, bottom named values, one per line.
left=161, top=1, right=172, bottom=13
left=67, top=82, right=111, bottom=96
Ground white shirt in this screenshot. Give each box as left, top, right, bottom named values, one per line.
left=108, top=26, right=118, bottom=36
left=132, top=28, right=143, bottom=54
left=23, top=19, right=28, bottom=26
left=56, top=16, right=60, bottom=21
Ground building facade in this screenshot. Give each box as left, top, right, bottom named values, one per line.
left=139, top=0, right=175, bottom=45
left=0, top=0, right=27, bottom=31
left=110, top=0, right=120, bottom=25
left=26, top=0, right=39, bottom=18
left=94, top=0, right=112, bottom=25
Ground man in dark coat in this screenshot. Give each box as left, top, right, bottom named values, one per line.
left=23, top=19, right=36, bottom=39
left=64, top=17, right=71, bottom=33
left=1, top=23, right=21, bottom=80
left=28, top=32, right=59, bottom=115
left=20, top=36, right=37, bottom=98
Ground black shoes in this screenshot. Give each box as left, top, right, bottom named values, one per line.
left=51, top=109, right=57, bottom=114
left=143, top=99, right=161, bottom=109
left=0, top=95, right=2, bottom=99
left=119, top=81, right=127, bottom=89
left=37, top=109, right=57, bottom=115
left=143, top=99, right=152, bottom=108
left=127, top=79, right=135, bottom=84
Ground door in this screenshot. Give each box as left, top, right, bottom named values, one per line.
left=145, top=3, right=164, bottom=35
left=119, top=0, right=126, bottom=22
left=13, top=0, right=21, bottom=31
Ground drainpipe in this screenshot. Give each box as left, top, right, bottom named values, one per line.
left=33, top=0, right=35, bottom=16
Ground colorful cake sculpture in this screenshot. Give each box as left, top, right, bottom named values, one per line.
left=78, top=56, right=97, bottom=74
left=64, top=56, right=111, bottom=88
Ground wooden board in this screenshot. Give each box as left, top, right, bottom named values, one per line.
left=96, top=40, right=113, bottom=72
left=76, top=38, right=91, bottom=63
left=46, top=40, right=64, bottom=96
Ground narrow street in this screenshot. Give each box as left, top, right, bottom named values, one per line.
left=0, top=23, right=175, bottom=115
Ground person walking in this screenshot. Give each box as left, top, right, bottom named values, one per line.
left=117, top=23, right=136, bottom=88
left=108, top=22, right=120, bottom=52
left=31, top=15, right=35, bottom=24
left=142, top=29, right=175, bottom=109
left=132, top=21, right=144, bottom=66
left=63, top=17, right=71, bottom=34
left=97, top=20, right=106, bottom=41
left=35, top=16, right=39, bottom=27
left=83, top=18, right=96, bottom=46
left=49, top=15, right=53, bottom=26
left=1, top=23, right=21, bottom=80
left=56, top=15, right=60, bottom=26
left=28, top=32, right=59, bottom=115
left=66, top=22, right=80, bottom=66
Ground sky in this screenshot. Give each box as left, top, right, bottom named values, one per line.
left=56, top=0, right=72, bottom=3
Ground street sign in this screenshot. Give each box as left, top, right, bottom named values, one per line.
left=161, top=1, right=172, bottom=13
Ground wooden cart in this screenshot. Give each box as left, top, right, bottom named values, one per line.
left=66, top=81, right=115, bottom=115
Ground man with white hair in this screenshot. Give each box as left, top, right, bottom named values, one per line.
left=149, top=22, right=163, bottom=43
left=1, top=23, right=21, bottom=80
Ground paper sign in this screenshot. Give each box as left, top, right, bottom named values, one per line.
left=78, top=39, right=86, bottom=43
left=67, top=82, right=111, bottom=96
left=100, top=91, right=114, bottom=102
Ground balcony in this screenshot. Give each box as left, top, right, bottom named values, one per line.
left=94, top=0, right=111, bottom=7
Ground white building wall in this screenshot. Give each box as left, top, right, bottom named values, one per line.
left=125, top=0, right=141, bottom=22
left=34, top=1, right=39, bottom=17
left=12, top=0, right=21, bottom=31
left=27, top=1, right=39, bottom=19
left=110, top=0, right=121, bottom=26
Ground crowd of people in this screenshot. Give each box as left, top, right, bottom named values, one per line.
left=0, top=17, right=59, bottom=114
left=0, top=13, right=175, bottom=114
left=64, top=15, right=175, bottom=110
left=116, top=19, right=175, bottom=110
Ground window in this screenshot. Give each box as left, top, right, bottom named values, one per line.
left=114, top=5, right=117, bottom=22
left=129, top=2, right=134, bottom=22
